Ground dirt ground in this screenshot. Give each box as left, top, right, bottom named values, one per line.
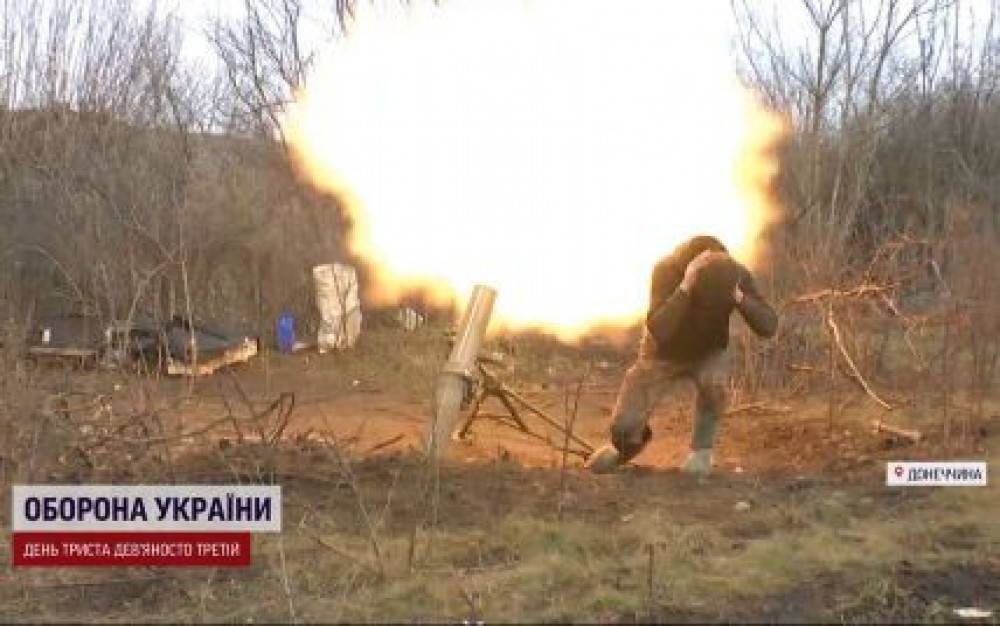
left=151, top=347, right=993, bottom=480
left=1, top=339, right=998, bottom=623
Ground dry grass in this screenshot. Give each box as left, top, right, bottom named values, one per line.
left=6, top=477, right=995, bottom=623
left=1, top=384, right=996, bottom=623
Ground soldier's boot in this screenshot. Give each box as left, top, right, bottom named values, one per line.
left=587, top=424, right=652, bottom=474
left=585, top=445, right=621, bottom=473
left=590, top=355, right=674, bottom=474
left=680, top=448, right=713, bottom=476
left=684, top=369, right=725, bottom=477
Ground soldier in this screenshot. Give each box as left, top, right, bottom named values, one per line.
left=587, top=235, right=778, bottom=475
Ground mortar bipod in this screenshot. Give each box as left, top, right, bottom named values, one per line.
left=451, top=352, right=595, bottom=459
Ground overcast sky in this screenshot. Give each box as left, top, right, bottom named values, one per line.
left=158, top=0, right=996, bottom=73
left=158, top=0, right=332, bottom=66
left=159, top=0, right=742, bottom=65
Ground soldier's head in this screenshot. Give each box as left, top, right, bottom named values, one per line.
left=673, top=235, right=728, bottom=268
left=691, top=256, right=742, bottom=308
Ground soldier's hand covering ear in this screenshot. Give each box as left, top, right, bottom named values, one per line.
left=732, top=267, right=779, bottom=338
left=680, top=250, right=728, bottom=293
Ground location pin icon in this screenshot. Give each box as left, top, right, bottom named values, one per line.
left=894, top=465, right=904, bottom=478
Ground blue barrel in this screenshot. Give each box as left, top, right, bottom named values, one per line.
left=276, top=312, right=296, bottom=353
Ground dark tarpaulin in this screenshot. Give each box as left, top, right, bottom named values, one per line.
left=28, top=314, right=257, bottom=373
left=162, top=315, right=254, bottom=362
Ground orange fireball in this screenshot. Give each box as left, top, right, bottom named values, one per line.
left=285, top=0, right=787, bottom=340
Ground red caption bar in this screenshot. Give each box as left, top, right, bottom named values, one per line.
left=12, top=532, right=251, bottom=567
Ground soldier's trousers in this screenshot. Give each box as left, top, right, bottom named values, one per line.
left=609, top=334, right=729, bottom=463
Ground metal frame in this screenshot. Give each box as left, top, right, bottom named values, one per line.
left=452, top=357, right=595, bottom=459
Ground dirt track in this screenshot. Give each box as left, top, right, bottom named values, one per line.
left=164, top=351, right=969, bottom=479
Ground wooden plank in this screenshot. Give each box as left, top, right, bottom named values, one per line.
left=28, top=346, right=98, bottom=358
left=166, top=339, right=258, bottom=377
left=872, top=419, right=922, bottom=443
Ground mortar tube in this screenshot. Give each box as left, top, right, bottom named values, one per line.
left=425, top=284, right=497, bottom=460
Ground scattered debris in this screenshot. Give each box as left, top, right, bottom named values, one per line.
left=790, top=283, right=892, bottom=304
left=726, top=402, right=793, bottom=417
left=953, top=607, right=993, bottom=620
left=872, top=419, right=922, bottom=444
left=833, top=530, right=866, bottom=543
left=787, top=363, right=822, bottom=373
left=366, top=434, right=405, bottom=454
left=734, top=500, right=752, bottom=512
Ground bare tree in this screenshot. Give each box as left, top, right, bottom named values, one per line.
left=207, top=0, right=319, bottom=140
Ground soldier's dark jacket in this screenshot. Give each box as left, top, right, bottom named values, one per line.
left=645, top=243, right=777, bottom=362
